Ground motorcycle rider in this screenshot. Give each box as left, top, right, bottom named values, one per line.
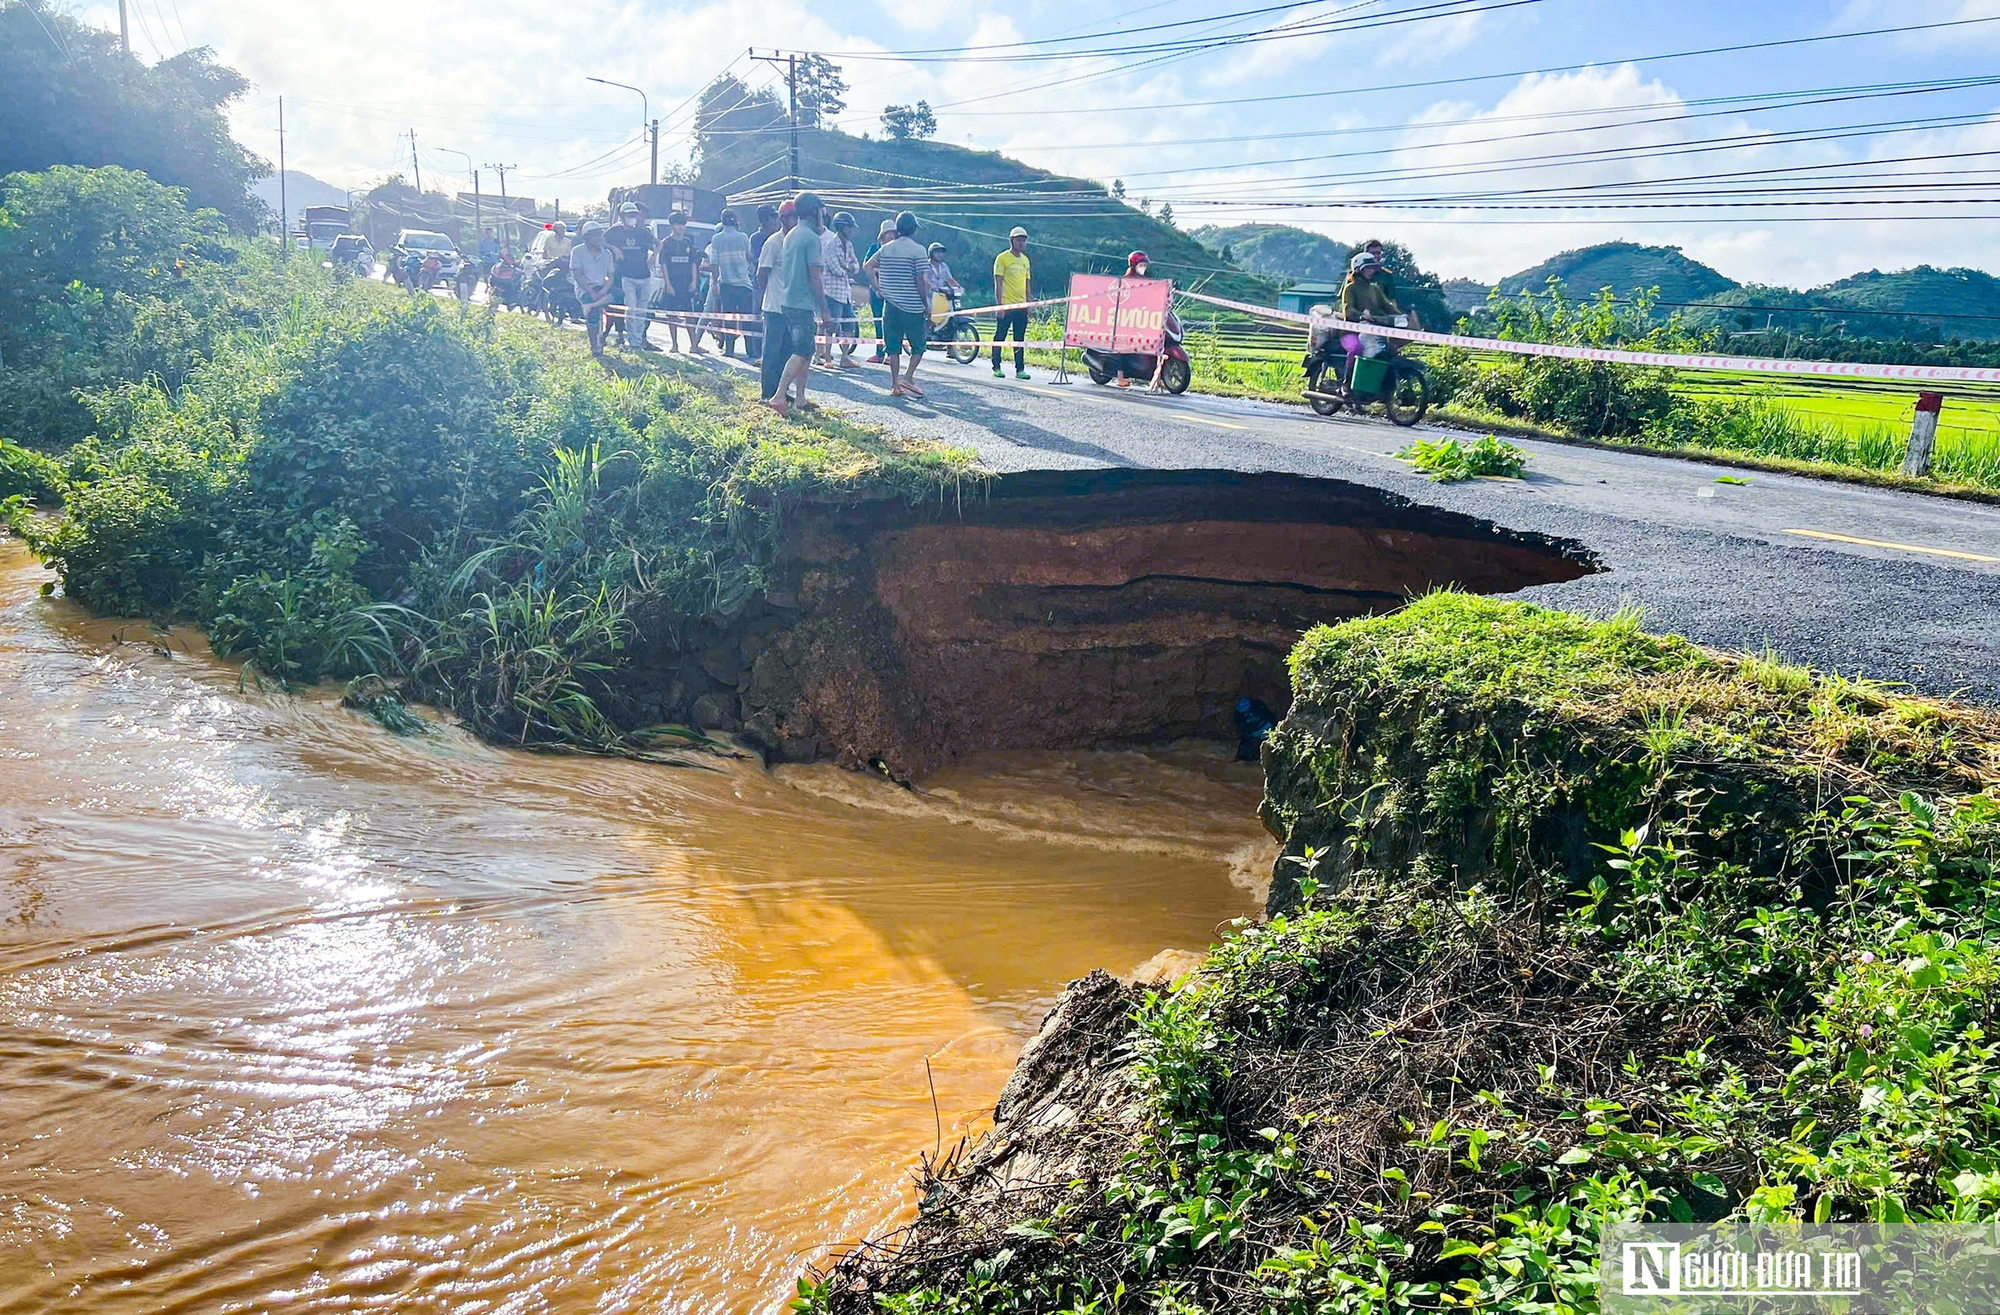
left=1339, top=249, right=1403, bottom=387
left=531, top=220, right=573, bottom=267
left=488, top=250, right=521, bottom=309
left=1112, top=250, right=1180, bottom=390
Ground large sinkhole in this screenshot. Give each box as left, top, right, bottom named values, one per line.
left=619, top=469, right=1599, bottom=778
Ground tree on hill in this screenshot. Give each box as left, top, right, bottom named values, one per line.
left=794, top=54, right=847, bottom=129
left=694, top=76, right=785, bottom=171
left=1, top=0, right=268, bottom=230
left=1681, top=266, right=2000, bottom=344
left=1495, top=241, right=1738, bottom=304
left=880, top=101, right=937, bottom=141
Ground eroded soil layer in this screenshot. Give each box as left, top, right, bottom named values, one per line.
left=617, top=469, right=1597, bottom=776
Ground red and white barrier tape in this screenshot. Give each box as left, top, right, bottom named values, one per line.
left=1174, top=289, right=2000, bottom=387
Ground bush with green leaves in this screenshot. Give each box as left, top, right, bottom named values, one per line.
left=1441, top=283, right=1711, bottom=438
left=16, top=269, right=976, bottom=743
left=818, top=595, right=2000, bottom=1314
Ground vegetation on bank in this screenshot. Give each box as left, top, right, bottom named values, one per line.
left=821, top=592, right=2000, bottom=1314
left=1, top=165, right=975, bottom=749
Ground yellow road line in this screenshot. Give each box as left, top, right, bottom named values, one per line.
left=1785, top=528, right=2000, bottom=563
left=1179, top=414, right=1249, bottom=431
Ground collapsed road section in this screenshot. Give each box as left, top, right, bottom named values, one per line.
left=614, top=469, right=1598, bottom=777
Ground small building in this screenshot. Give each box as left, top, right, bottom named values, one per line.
left=1277, top=281, right=1343, bottom=317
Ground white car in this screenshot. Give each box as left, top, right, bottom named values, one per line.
left=391, top=229, right=465, bottom=282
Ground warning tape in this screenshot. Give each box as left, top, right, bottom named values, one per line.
left=1174, top=289, right=2000, bottom=388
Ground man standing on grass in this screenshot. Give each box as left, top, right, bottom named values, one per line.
left=992, top=226, right=1033, bottom=379
left=768, top=193, right=831, bottom=419
left=866, top=211, right=932, bottom=399
left=756, top=200, right=798, bottom=402
left=608, top=202, right=655, bottom=350
left=570, top=221, right=618, bottom=359
left=655, top=211, right=699, bottom=354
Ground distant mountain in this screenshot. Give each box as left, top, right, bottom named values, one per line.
left=1192, top=223, right=1352, bottom=286
left=1496, top=241, right=1739, bottom=305
left=1441, top=277, right=1491, bottom=313
left=252, top=170, right=352, bottom=222
left=1685, top=266, right=2000, bottom=342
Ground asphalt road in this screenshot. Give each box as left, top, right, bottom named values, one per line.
left=697, top=348, right=2000, bottom=701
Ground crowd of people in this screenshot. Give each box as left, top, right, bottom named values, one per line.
left=522, top=195, right=1039, bottom=416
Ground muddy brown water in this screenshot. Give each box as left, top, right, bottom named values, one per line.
left=0, top=541, right=1269, bottom=1313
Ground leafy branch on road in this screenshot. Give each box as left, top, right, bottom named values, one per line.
left=1395, top=434, right=1528, bottom=482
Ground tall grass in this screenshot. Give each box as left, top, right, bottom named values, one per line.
left=1659, top=399, right=2000, bottom=489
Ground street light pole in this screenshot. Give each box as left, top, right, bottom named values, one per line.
left=435, top=147, right=478, bottom=243
left=587, top=77, right=653, bottom=185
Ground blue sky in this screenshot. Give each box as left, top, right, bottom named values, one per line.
left=75, top=0, right=2000, bottom=285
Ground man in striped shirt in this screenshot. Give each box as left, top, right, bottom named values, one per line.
left=864, top=211, right=933, bottom=398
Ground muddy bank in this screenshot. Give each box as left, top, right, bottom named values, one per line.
left=614, top=469, right=1597, bottom=777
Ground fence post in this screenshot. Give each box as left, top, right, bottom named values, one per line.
left=1902, top=391, right=1943, bottom=477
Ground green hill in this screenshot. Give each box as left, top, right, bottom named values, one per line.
left=1496, top=241, right=1739, bottom=305
left=1684, top=267, right=2000, bottom=342
left=1190, top=223, right=1352, bottom=285
left=694, top=90, right=1273, bottom=305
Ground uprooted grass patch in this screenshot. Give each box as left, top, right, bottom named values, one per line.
left=808, top=593, right=2000, bottom=1315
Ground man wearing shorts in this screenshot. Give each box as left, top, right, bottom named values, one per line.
left=756, top=200, right=797, bottom=402
left=865, top=211, right=932, bottom=398
left=768, top=192, right=830, bottom=419
left=569, top=221, right=618, bottom=359
left=654, top=211, right=699, bottom=353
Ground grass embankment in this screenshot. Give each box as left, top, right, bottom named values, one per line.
left=8, top=271, right=976, bottom=748
left=820, top=593, right=2000, bottom=1314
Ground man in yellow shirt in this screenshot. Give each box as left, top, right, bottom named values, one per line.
left=991, top=227, right=1033, bottom=379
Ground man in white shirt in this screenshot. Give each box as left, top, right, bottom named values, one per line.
left=568, top=222, right=618, bottom=358
left=755, top=200, right=797, bottom=402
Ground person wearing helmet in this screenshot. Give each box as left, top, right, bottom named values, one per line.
left=607, top=201, right=655, bottom=350
left=865, top=211, right=933, bottom=398
left=1108, top=251, right=1153, bottom=386
left=1339, top=249, right=1403, bottom=388
left=991, top=226, right=1033, bottom=379
left=655, top=211, right=699, bottom=353
left=925, top=243, right=962, bottom=300
left=820, top=211, right=863, bottom=367
left=531, top=219, right=572, bottom=267
left=569, top=220, right=619, bottom=358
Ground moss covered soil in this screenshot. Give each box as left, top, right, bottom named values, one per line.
left=814, top=593, right=2000, bottom=1315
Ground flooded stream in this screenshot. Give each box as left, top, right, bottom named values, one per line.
left=0, top=540, right=1269, bottom=1313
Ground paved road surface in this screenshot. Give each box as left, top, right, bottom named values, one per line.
left=698, top=350, right=2000, bottom=701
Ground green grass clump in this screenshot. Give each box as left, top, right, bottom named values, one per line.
left=1393, top=434, right=1528, bottom=482
left=819, top=598, right=2000, bottom=1315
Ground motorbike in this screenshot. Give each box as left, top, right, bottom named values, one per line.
left=487, top=263, right=527, bottom=311
left=926, top=292, right=983, bottom=364
left=1302, top=314, right=1430, bottom=427
left=527, top=258, right=581, bottom=324
left=1082, top=313, right=1191, bottom=394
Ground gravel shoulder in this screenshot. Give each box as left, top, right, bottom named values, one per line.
left=701, top=352, right=2000, bottom=701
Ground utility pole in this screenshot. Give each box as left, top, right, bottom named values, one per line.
left=409, top=129, right=421, bottom=195
left=119, top=0, right=129, bottom=52
left=748, top=50, right=803, bottom=191
left=488, top=164, right=516, bottom=250
left=278, top=96, right=288, bottom=259
left=650, top=118, right=659, bottom=187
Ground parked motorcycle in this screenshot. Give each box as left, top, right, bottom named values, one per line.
left=527, top=259, right=580, bottom=324
left=1082, top=312, right=1191, bottom=394
left=1302, top=313, right=1429, bottom=426
left=926, top=292, right=983, bottom=364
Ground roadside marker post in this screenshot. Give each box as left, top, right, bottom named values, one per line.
left=1903, top=391, right=1944, bottom=477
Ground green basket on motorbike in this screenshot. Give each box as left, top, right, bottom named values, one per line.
left=1351, top=354, right=1390, bottom=396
